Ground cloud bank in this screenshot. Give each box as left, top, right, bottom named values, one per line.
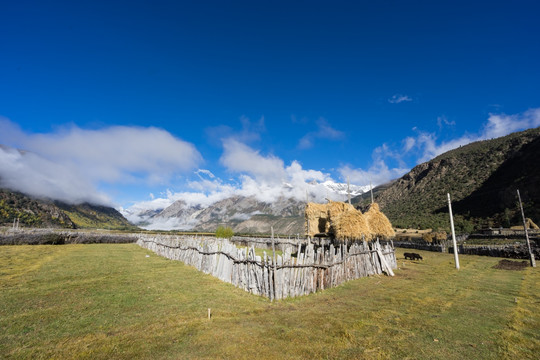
left=0, top=145, right=111, bottom=205
left=0, top=119, right=202, bottom=205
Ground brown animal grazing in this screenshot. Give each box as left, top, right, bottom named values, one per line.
left=404, top=252, right=423, bottom=260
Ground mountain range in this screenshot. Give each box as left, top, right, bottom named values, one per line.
left=125, top=181, right=368, bottom=234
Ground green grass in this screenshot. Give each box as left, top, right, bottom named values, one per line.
left=237, top=246, right=284, bottom=258
left=1, top=245, right=538, bottom=359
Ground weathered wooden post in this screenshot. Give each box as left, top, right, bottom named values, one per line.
left=347, top=176, right=351, bottom=205
left=447, top=193, right=460, bottom=270
left=271, top=226, right=277, bottom=301
left=517, top=190, right=536, bottom=267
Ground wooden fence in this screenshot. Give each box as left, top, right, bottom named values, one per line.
left=393, top=240, right=447, bottom=252
left=137, top=235, right=397, bottom=300
left=450, top=244, right=540, bottom=259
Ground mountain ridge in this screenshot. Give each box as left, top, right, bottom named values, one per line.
left=354, top=127, right=540, bottom=231
left=0, top=188, right=135, bottom=230
left=128, top=180, right=368, bottom=234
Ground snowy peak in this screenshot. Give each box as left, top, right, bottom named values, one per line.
left=320, top=180, right=369, bottom=197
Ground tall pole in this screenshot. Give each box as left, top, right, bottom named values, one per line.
left=271, top=226, right=277, bottom=300
left=370, top=181, right=374, bottom=204
left=447, top=193, right=460, bottom=270
left=517, top=190, right=536, bottom=267
left=347, top=176, right=351, bottom=205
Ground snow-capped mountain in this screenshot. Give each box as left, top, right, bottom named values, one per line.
left=124, top=180, right=369, bottom=233
left=321, top=180, right=370, bottom=197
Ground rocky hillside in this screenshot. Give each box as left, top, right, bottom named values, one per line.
left=150, top=195, right=305, bottom=235
left=0, top=188, right=135, bottom=230
left=133, top=180, right=368, bottom=234
left=354, top=127, right=540, bottom=232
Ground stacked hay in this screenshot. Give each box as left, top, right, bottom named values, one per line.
left=326, top=201, right=356, bottom=220
left=526, top=218, right=539, bottom=230
left=364, top=203, right=395, bottom=239
left=304, top=200, right=395, bottom=241
left=305, top=203, right=330, bottom=237
left=512, top=218, right=540, bottom=230
left=332, top=207, right=372, bottom=241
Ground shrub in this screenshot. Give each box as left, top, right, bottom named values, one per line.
left=216, top=226, right=234, bottom=239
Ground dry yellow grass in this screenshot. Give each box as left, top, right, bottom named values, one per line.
left=2, top=244, right=538, bottom=359
left=364, top=203, right=395, bottom=240
left=332, top=208, right=371, bottom=241
left=304, top=203, right=329, bottom=237
left=305, top=201, right=395, bottom=241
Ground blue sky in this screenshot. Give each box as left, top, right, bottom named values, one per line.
left=1, top=1, right=540, bottom=213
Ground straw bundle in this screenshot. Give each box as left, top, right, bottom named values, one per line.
left=305, top=203, right=330, bottom=237
left=332, top=208, right=372, bottom=241
left=326, top=200, right=357, bottom=219
left=305, top=200, right=395, bottom=241
left=364, top=203, right=395, bottom=239
left=526, top=218, right=539, bottom=230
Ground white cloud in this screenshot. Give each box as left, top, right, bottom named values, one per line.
left=0, top=145, right=111, bottom=205
left=415, top=108, right=540, bottom=163
left=339, top=107, right=540, bottom=187
left=403, top=136, right=416, bottom=152
left=437, top=115, right=455, bottom=129
left=219, top=140, right=335, bottom=202
left=124, top=141, right=339, bottom=225
left=298, top=118, right=344, bottom=149
left=205, top=116, right=265, bottom=145
left=339, top=162, right=408, bottom=187
left=29, top=125, right=201, bottom=183
left=0, top=119, right=203, bottom=204
left=339, top=142, right=409, bottom=186
left=482, top=108, right=540, bottom=139
left=221, top=139, right=286, bottom=184
left=195, top=169, right=216, bottom=180
left=388, top=94, right=412, bottom=104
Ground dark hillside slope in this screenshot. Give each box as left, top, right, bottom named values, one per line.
left=0, top=189, right=75, bottom=228
left=55, top=202, right=135, bottom=230
left=369, top=127, right=540, bottom=231
left=453, top=135, right=540, bottom=226
left=0, top=188, right=135, bottom=230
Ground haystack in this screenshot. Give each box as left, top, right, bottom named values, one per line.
left=511, top=218, right=540, bottom=230
left=305, top=202, right=330, bottom=237
left=364, top=203, right=395, bottom=239
left=326, top=200, right=356, bottom=218
left=305, top=201, right=375, bottom=241
left=526, top=218, right=539, bottom=230
left=332, top=208, right=372, bottom=241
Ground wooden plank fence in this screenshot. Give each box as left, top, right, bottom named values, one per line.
left=137, top=235, right=397, bottom=300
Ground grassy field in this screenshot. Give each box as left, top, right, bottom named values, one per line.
left=1, top=244, right=538, bottom=359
